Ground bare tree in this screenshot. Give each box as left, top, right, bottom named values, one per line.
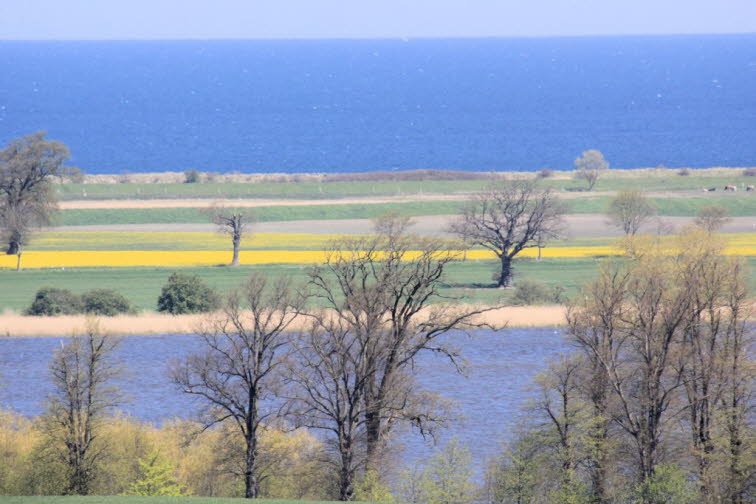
left=285, top=315, right=372, bottom=501
left=533, top=355, right=583, bottom=483
left=449, top=180, right=564, bottom=287
left=40, top=322, right=121, bottom=495
left=314, top=215, right=498, bottom=473
left=574, top=149, right=609, bottom=191
left=172, top=274, right=303, bottom=498
left=0, top=132, right=71, bottom=270
left=671, top=235, right=752, bottom=501
left=606, top=190, right=656, bottom=235
left=694, top=205, right=730, bottom=234
left=204, top=205, right=255, bottom=266
left=568, top=255, right=694, bottom=500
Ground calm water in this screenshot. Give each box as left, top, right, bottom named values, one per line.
left=0, top=328, right=569, bottom=466
left=1, top=36, right=755, bottom=174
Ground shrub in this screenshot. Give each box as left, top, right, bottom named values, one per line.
left=537, top=168, right=553, bottom=179
left=743, top=167, right=756, bottom=177
left=512, top=280, right=552, bottom=305
left=157, top=273, right=220, bottom=315
left=511, top=280, right=566, bottom=305
left=82, top=289, right=132, bottom=316
left=677, top=167, right=690, bottom=176
left=26, top=287, right=83, bottom=316
left=184, top=169, right=200, bottom=183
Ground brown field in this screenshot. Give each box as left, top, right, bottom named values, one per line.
left=49, top=214, right=756, bottom=238
left=0, top=304, right=567, bottom=337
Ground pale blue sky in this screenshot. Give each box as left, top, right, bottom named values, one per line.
left=1, top=0, right=755, bottom=40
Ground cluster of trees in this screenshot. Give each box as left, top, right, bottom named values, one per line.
left=5, top=215, right=504, bottom=501
left=4, top=226, right=751, bottom=503
left=487, top=230, right=754, bottom=504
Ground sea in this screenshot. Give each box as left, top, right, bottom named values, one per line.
left=1, top=35, right=755, bottom=174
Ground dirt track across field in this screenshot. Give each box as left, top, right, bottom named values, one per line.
left=50, top=214, right=756, bottom=238
left=58, top=190, right=742, bottom=210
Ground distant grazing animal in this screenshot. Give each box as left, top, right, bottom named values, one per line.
left=703, top=187, right=716, bottom=192
left=724, top=185, right=737, bottom=192
left=747, top=185, right=755, bottom=192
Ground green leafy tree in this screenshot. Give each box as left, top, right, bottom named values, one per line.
left=127, top=451, right=186, bottom=496
left=26, top=287, right=83, bottom=316
left=633, top=465, right=697, bottom=504
left=417, top=439, right=475, bottom=504
left=157, top=272, right=220, bottom=314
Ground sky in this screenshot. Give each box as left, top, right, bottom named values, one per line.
left=1, top=0, right=756, bottom=40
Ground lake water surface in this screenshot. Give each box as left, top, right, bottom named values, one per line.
left=0, top=328, right=569, bottom=466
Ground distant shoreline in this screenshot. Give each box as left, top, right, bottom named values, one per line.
left=75, top=166, right=753, bottom=185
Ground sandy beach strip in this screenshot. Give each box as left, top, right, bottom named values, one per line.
left=0, top=305, right=568, bottom=337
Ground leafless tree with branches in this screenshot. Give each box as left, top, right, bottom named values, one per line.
left=172, top=274, right=304, bottom=498
left=204, top=205, right=255, bottom=266
left=449, top=179, right=564, bottom=287
left=304, top=215, right=499, bottom=484
left=40, top=322, right=121, bottom=495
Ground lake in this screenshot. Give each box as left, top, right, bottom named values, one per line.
left=0, top=328, right=570, bottom=467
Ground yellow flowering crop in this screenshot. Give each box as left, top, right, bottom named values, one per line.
left=0, top=245, right=751, bottom=270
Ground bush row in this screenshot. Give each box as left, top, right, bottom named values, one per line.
left=27, top=272, right=220, bottom=316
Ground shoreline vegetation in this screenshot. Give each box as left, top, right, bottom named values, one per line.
left=0, top=304, right=569, bottom=337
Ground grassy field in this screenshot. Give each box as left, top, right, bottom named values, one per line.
left=0, top=259, right=607, bottom=312
left=57, top=172, right=756, bottom=201
left=3, top=257, right=756, bottom=314
left=56, top=196, right=756, bottom=226
left=0, top=497, right=334, bottom=504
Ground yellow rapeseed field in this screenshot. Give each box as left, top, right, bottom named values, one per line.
left=2, top=233, right=754, bottom=269
left=2, top=245, right=755, bottom=269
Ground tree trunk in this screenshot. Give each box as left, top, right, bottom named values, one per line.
left=339, top=442, right=354, bottom=501
left=16, top=250, right=21, bottom=272
left=364, top=408, right=382, bottom=474
left=244, top=434, right=258, bottom=498
left=497, top=255, right=513, bottom=288
left=231, top=231, right=241, bottom=267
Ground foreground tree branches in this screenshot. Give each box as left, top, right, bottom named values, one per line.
left=286, top=213, right=499, bottom=500
left=450, top=180, right=564, bottom=287
left=40, top=323, right=121, bottom=495
left=172, top=274, right=304, bottom=498
left=565, top=231, right=753, bottom=503
left=0, top=132, right=71, bottom=270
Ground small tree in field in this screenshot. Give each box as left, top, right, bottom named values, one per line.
left=0, top=132, right=71, bottom=270
left=574, top=149, right=608, bottom=191
left=694, top=205, right=730, bottom=233
left=204, top=205, right=255, bottom=267
left=606, top=190, right=655, bottom=235
left=450, top=180, right=564, bottom=287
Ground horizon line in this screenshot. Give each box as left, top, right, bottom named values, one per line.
left=2, top=31, right=756, bottom=42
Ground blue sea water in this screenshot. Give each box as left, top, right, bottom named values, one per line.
left=1, top=35, right=755, bottom=174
